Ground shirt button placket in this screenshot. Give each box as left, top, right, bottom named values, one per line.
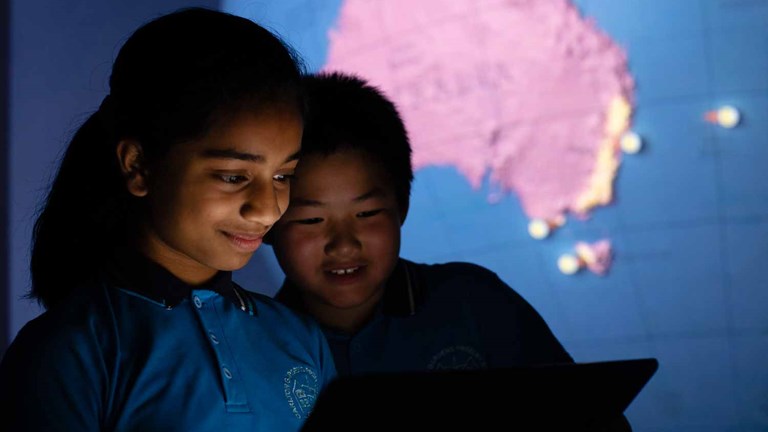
left=222, top=367, right=233, bottom=380
left=191, top=290, right=249, bottom=412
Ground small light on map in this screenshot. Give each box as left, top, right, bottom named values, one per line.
left=558, top=240, right=612, bottom=276
left=528, top=219, right=551, bottom=239
left=620, top=131, right=643, bottom=154
left=705, top=105, right=740, bottom=129
left=528, top=216, right=565, bottom=239
left=558, top=254, right=582, bottom=275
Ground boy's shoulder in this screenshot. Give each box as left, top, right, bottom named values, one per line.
left=404, top=259, right=522, bottom=302
left=412, top=260, right=496, bottom=277
left=408, top=259, right=505, bottom=289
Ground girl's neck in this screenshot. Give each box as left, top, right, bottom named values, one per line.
left=138, top=233, right=218, bottom=286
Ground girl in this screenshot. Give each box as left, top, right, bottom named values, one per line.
left=0, top=8, right=335, bottom=431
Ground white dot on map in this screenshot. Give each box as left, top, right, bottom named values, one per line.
left=620, top=131, right=643, bottom=154
left=717, top=106, right=740, bottom=129
left=557, top=254, right=581, bottom=275
left=528, top=219, right=551, bottom=239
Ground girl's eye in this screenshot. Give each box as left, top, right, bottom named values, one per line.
left=357, top=209, right=383, bottom=218
left=295, top=218, right=323, bottom=225
left=220, top=174, right=248, bottom=185
left=273, top=173, right=295, bottom=184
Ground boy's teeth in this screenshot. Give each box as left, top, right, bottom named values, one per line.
left=330, top=267, right=359, bottom=275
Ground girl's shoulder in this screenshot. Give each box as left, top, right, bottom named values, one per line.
left=3, top=280, right=118, bottom=365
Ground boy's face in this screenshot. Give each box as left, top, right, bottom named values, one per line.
left=137, top=108, right=302, bottom=283
left=271, top=149, right=402, bottom=311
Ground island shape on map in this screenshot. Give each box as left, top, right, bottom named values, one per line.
left=323, top=0, right=634, bottom=224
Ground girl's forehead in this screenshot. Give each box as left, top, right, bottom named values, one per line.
left=185, top=109, right=303, bottom=157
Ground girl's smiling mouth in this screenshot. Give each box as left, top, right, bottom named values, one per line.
left=223, top=231, right=264, bottom=252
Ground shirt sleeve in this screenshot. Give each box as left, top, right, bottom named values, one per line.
left=0, top=314, right=109, bottom=432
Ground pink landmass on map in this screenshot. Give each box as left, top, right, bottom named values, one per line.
left=324, top=0, right=634, bottom=222
left=576, top=240, right=613, bottom=276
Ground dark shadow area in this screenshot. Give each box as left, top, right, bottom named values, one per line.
left=1, top=0, right=10, bottom=354
left=4, top=0, right=219, bottom=354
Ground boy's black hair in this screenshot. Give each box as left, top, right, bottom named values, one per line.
left=30, top=8, right=305, bottom=309
left=301, top=72, right=413, bottom=218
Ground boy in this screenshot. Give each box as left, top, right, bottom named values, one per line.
left=268, top=72, right=573, bottom=375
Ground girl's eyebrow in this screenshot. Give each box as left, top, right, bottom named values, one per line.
left=203, top=148, right=263, bottom=162
left=202, top=149, right=301, bottom=163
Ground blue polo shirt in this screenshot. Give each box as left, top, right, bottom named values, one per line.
left=0, top=251, right=336, bottom=431
left=277, top=259, right=572, bottom=376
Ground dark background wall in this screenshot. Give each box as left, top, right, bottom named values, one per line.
left=1, top=0, right=10, bottom=351
left=3, top=0, right=219, bottom=355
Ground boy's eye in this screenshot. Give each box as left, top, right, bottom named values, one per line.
left=295, top=217, right=323, bottom=225
left=220, top=174, right=248, bottom=184
left=357, top=209, right=383, bottom=218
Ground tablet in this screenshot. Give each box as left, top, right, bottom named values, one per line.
left=302, top=358, right=658, bottom=431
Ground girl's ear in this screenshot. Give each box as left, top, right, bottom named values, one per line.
left=116, top=139, right=149, bottom=197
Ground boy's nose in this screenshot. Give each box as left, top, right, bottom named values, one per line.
left=325, top=226, right=362, bottom=257
left=240, top=181, right=283, bottom=227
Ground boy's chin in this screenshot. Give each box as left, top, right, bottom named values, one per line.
left=317, top=288, right=384, bottom=310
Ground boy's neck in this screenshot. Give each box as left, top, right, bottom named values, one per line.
left=303, top=289, right=385, bottom=335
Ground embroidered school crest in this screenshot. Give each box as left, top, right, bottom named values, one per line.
left=428, top=345, right=487, bottom=370
left=283, top=366, right=320, bottom=419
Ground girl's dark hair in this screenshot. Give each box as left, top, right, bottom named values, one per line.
left=31, top=8, right=305, bottom=309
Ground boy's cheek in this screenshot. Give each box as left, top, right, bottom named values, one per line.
left=277, top=227, right=319, bottom=251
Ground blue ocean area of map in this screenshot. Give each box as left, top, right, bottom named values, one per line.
left=226, top=0, right=768, bottom=430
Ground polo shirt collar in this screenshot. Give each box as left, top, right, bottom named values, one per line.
left=106, top=247, right=256, bottom=313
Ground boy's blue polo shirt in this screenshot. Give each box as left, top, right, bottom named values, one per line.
left=0, top=251, right=336, bottom=431
left=278, top=259, right=572, bottom=376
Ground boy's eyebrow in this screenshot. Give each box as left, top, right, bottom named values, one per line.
left=202, top=148, right=301, bottom=163
left=290, top=187, right=386, bottom=207
left=353, top=187, right=386, bottom=202
left=290, top=198, right=323, bottom=207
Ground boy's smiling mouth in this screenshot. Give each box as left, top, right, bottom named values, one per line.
left=329, top=267, right=360, bottom=275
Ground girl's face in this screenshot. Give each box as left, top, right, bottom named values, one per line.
left=139, top=108, right=302, bottom=284
left=271, top=149, right=402, bottom=316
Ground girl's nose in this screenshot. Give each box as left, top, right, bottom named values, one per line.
left=241, top=181, right=283, bottom=227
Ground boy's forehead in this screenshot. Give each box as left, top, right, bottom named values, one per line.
left=297, top=149, right=378, bottom=176
left=293, top=150, right=396, bottom=199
